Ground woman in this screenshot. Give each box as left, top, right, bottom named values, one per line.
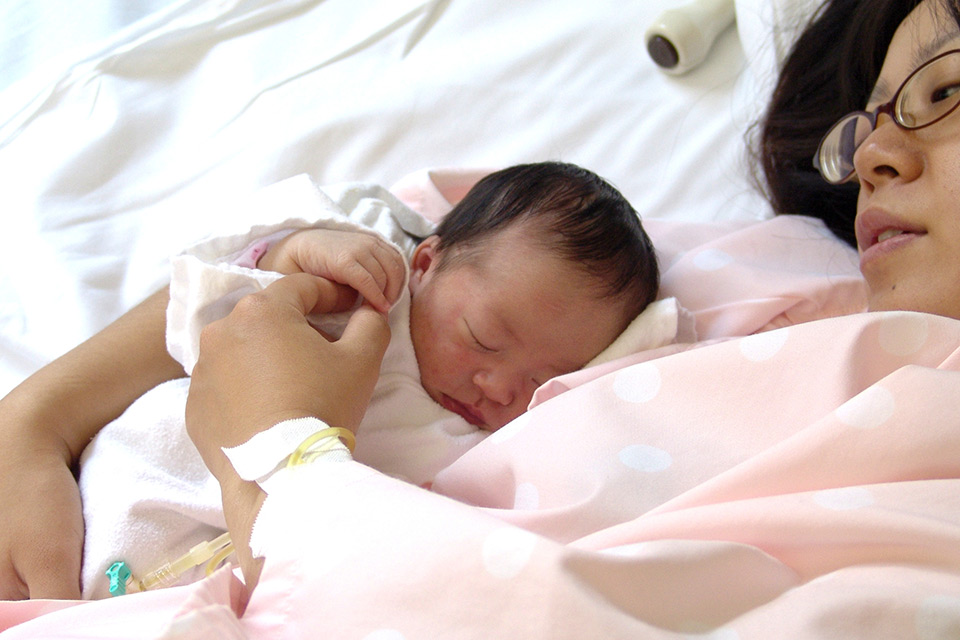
left=764, top=0, right=960, bottom=320
left=762, top=1, right=960, bottom=240
left=3, top=0, right=960, bottom=636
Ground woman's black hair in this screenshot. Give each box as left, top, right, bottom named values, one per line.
left=759, top=0, right=960, bottom=247
left=433, top=161, right=659, bottom=319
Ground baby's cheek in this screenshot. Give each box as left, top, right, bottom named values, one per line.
left=419, top=343, right=456, bottom=390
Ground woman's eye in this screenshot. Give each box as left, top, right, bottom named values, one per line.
left=931, top=82, right=960, bottom=103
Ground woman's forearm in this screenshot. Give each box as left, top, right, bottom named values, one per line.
left=0, top=287, right=185, bottom=463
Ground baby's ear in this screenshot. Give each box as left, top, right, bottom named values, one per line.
left=409, top=235, right=441, bottom=293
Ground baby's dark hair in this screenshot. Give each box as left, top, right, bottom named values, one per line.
left=433, top=161, right=659, bottom=319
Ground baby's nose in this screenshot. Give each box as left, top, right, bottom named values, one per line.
left=472, top=370, right=515, bottom=407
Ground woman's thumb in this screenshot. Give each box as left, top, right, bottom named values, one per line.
left=340, top=304, right=391, bottom=364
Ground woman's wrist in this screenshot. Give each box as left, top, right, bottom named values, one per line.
left=1, top=287, right=183, bottom=464
left=0, top=386, right=75, bottom=468
left=213, top=454, right=267, bottom=598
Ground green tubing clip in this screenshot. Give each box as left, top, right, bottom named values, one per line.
left=106, top=561, right=132, bottom=597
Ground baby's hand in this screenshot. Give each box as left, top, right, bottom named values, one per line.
left=257, top=229, right=406, bottom=313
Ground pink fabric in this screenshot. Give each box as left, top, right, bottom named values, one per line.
left=0, top=567, right=243, bottom=638
left=389, top=167, right=496, bottom=224
left=238, top=310, right=960, bottom=638
left=232, top=240, right=270, bottom=270
left=6, top=311, right=960, bottom=637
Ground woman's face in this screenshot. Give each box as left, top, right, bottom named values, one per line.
left=853, top=1, right=960, bottom=318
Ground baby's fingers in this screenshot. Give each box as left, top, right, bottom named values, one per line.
left=344, top=242, right=406, bottom=313
left=372, top=242, right=408, bottom=307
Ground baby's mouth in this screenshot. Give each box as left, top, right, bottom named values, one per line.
left=440, top=394, right=486, bottom=427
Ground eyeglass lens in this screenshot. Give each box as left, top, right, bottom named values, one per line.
left=898, top=51, right=960, bottom=126
left=816, top=50, right=960, bottom=184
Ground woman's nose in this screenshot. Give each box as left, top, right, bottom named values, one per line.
left=852, top=112, right=923, bottom=190
left=472, top=370, right=516, bottom=407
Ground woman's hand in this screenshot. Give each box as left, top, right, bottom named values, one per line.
left=185, top=273, right=391, bottom=593
left=257, top=229, right=407, bottom=313
left=186, top=273, right=390, bottom=454
left=0, top=431, right=83, bottom=600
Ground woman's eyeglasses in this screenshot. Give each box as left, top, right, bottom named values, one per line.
left=814, top=48, right=960, bottom=184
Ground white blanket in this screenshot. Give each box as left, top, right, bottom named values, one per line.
left=0, top=0, right=771, bottom=399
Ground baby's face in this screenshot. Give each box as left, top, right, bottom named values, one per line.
left=408, top=227, right=628, bottom=431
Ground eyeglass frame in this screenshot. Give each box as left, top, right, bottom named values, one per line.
left=813, top=48, right=960, bottom=184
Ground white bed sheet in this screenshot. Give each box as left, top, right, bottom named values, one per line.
left=0, top=0, right=772, bottom=395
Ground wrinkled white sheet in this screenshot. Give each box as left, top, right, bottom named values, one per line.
left=0, top=0, right=770, bottom=395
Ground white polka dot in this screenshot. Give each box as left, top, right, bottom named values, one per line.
left=835, top=385, right=895, bottom=430
left=363, top=631, right=406, bottom=640
left=739, top=329, right=789, bottom=362
left=619, top=444, right=673, bottom=473
left=488, top=412, right=530, bottom=444
left=879, top=313, right=929, bottom=356
left=613, top=363, right=662, bottom=404
left=482, top=528, right=538, bottom=579
left=813, top=487, right=875, bottom=511
left=916, top=595, right=960, bottom=640
left=513, top=482, right=540, bottom=510
left=693, top=248, right=734, bottom=271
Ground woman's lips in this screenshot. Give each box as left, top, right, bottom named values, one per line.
left=859, top=229, right=921, bottom=268
left=856, top=208, right=926, bottom=268
left=440, top=394, right=486, bottom=427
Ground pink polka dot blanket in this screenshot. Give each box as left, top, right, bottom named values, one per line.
left=5, top=309, right=960, bottom=639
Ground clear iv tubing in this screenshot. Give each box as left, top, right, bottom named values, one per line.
left=135, top=531, right=235, bottom=591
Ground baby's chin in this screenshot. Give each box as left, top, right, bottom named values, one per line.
left=485, top=407, right=528, bottom=433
